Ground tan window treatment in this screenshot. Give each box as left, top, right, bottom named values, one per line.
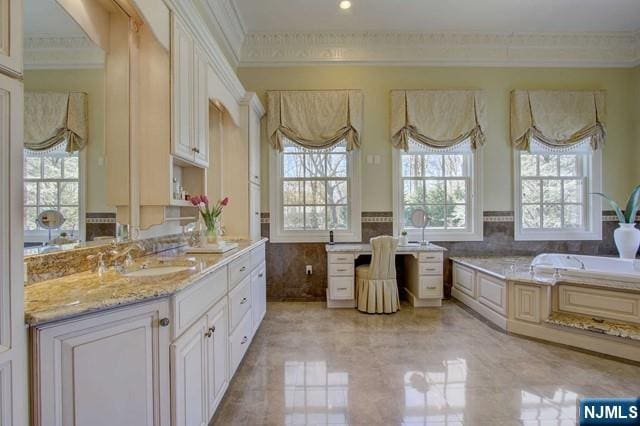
left=510, top=90, right=606, bottom=151
left=24, top=92, right=88, bottom=153
left=267, top=90, right=363, bottom=151
left=391, top=90, right=487, bottom=151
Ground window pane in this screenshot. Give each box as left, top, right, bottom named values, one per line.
left=327, top=180, right=348, bottom=205
left=304, top=206, right=325, bottom=230
left=24, top=207, right=38, bottom=231
left=59, top=207, right=79, bottom=231
left=304, top=181, right=325, bottom=205
left=559, top=155, right=578, bottom=177
left=446, top=180, right=466, bottom=204
left=425, top=205, right=445, bottom=228
left=24, top=182, right=37, bottom=205
left=43, top=157, right=63, bottom=179
left=521, top=180, right=541, bottom=203
left=283, top=154, right=304, bottom=178
left=25, top=157, right=42, bottom=179
left=446, top=205, right=466, bottom=229
left=327, top=206, right=348, bottom=230
left=283, top=181, right=303, bottom=205
left=402, top=154, right=422, bottom=177
left=520, top=153, right=537, bottom=177
left=539, top=155, right=558, bottom=176
left=424, top=155, right=443, bottom=177
left=542, top=179, right=561, bottom=203
left=283, top=143, right=304, bottom=153
left=304, top=153, right=325, bottom=177
left=425, top=180, right=445, bottom=204
left=283, top=206, right=303, bottom=229
left=60, top=182, right=78, bottom=205
left=444, top=155, right=464, bottom=177
left=542, top=205, right=562, bottom=228
left=327, top=154, right=347, bottom=177
left=63, top=156, right=79, bottom=179
left=38, top=182, right=58, bottom=206
left=564, top=179, right=582, bottom=203
left=403, top=179, right=424, bottom=204
left=522, top=205, right=541, bottom=229
left=564, top=205, right=583, bottom=228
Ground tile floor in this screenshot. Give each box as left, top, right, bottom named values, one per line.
left=212, top=301, right=640, bottom=425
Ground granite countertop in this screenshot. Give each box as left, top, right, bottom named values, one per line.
left=25, top=238, right=268, bottom=326
left=326, top=242, right=446, bottom=252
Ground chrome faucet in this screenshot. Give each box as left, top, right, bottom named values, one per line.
left=109, top=242, right=145, bottom=273
left=566, top=255, right=586, bottom=270
left=87, top=252, right=107, bottom=278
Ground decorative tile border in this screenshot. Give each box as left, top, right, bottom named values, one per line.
left=85, top=217, right=116, bottom=224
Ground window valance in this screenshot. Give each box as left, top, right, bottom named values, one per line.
left=510, top=90, right=606, bottom=151
left=267, top=90, right=363, bottom=151
left=25, top=91, right=88, bottom=153
left=390, top=90, right=487, bottom=151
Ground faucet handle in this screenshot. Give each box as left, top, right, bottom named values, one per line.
left=87, top=252, right=107, bottom=277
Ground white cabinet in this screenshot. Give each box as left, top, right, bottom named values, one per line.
left=250, top=182, right=261, bottom=240
left=248, top=104, right=261, bottom=185
left=32, top=301, right=171, bottom=426
left=206, top=300, right=229, bottom=419
left=171, top=15, right=208, bottom=167
left=251, top=262, right=267, bottom=335
left=0, top=0, right=22, bottom=76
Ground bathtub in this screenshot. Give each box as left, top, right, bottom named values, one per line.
left=531, top=253, right=640, bottom=284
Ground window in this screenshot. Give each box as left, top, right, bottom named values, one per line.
left=394, top=140, right=482, bottom=241
left=24, top=146, right=83, bottom=243
left=270, top=140, right=361, bottom=242
left=514, top=140, right=601, bottom=240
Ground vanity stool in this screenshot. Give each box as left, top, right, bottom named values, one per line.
left=355, top=236, right=400, bottom=314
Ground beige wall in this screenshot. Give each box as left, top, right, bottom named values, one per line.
left=24, top=68, right=112, bottom=213
left=636, top=66, right=640, bottom=184
left=238, top=66, right=639, bottom=212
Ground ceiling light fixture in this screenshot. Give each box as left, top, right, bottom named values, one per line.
left=339, top=1, right=351, bottom=10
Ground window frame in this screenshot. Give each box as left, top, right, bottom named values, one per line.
left=269, top=144, right=361, bottom=243
left=513, top=148, right=602, bottom=241
left=392, top=146, right=483, bottom=242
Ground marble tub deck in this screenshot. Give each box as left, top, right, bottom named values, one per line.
left=212, top=301, right=640, bottom=426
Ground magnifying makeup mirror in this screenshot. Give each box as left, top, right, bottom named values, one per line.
left=410, top=208, right=430, bottom=246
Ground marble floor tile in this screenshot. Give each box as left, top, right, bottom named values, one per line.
left=211, top=301, right=640, bottom=426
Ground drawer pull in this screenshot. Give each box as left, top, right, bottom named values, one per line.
left=205, top=326, right=215, bottom=338
left=426, top=286, right=437, bottom=290
left=337, top=287, right=347, bottom=291
left=240, top=266, right=247, bottom=272
left=241, top=336, right=248, bottom=345
left=159, top=318, right=170, bottom=327
left=240, top=297, right=248, bottom=305
left=336, top=268, right=348, bottom=272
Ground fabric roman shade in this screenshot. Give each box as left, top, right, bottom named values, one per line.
left=390, top=90, right=487, bottom=151
left=267, top=90, right=363, bottom=151
left=24, top=91, right=88, bottom=153
left=510, top=90, right=606, bottom=151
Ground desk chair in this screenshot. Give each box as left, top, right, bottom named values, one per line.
left=355, top=236, right=400, bottom=313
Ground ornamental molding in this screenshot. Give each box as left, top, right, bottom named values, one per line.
left=24, top=36, right=105, bottom=69
left=240, top=30, right=640, bottom=68
left=200, top=0, right=246, bottom=67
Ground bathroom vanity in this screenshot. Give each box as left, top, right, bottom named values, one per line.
left=27, top=239, right=267, bottom=426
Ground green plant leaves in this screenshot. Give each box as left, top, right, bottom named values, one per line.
left=623, top=185, right=640, bottom=223
left=591, top=192, right=626, bottom=223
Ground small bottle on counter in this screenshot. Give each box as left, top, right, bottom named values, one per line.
left=329, top=230, right=334, bottom=245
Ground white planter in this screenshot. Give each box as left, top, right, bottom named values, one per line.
left=613, top=223, right=640, bottom=259
left=399, top=235, right=408, bottom=246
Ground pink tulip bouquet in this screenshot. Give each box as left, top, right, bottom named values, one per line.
left=190, top=195, right=229, bottom=243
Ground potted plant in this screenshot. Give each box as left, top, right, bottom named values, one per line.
left=399, top=230, right=408, bottom=246
left=190, top=195, right=229, bottom=244
left=593, top=185, right=640, bottom=259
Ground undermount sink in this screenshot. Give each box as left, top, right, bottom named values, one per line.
left=122, top=265, right=193, bottom=277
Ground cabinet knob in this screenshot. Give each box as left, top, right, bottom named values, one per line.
left=241, top=336, right=248, bottom=345
left=240, top=266, right=246, bottom=272
left=240, top=297, right=248, bottom=305
left=205, top=326, right=215, bottom=338
left=159, top=318, right=170, bottom=327
left=258, top=273, right=264, bottom=278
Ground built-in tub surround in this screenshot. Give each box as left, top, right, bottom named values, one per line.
left=532, top=253, right=640, bottom=284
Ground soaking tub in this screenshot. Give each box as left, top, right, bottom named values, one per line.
left=532, top=253, right=640, bottom=284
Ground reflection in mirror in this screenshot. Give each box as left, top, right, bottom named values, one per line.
left=23, top=0, right=130, bottom=254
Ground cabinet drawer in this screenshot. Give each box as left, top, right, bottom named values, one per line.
left=453, top=263, right=475, bottom=298
left=419, top=252, right=443, bottom=263
left=172, top=266, right=227, bottom=339
left=419, top=262, right=443, bottom=276
left=419, top=275, right=443, bottom=299
left=228, top=253, right=251, bottom=290
left=477, top=273, right=506, bottom=315
left=229, top=276, right=251, bottom=332
left=558, top=285, right=640, bottom=324
left=251, top=244, right=266, bottom=271
left=328, top=253, right=354, bottom=264
left=329, top=276, right=354, bottom=300
left=329, top=263, right=354, bottom=276
left=229, top=312, right=253, bottom=376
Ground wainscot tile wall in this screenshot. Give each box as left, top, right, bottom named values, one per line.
left=261, top=211, right=622, bottom=301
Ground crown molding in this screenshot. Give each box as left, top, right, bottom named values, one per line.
left=240, top=30, right=640, bottom=68
left=24, top=36, right=105, bottom=70
left=198, top=0, right=246, bottom=68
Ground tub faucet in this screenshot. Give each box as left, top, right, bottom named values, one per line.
left=566, top=255, right=586, bottom=270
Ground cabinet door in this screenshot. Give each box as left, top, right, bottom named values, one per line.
left=0, top=73, right=26, bottom=425
left=33, top=301, right=171, bottom=426
left=0, top=0, right=22, bottom=76
left=171, top=15, right=194, bottom=162
left=248, top=107, right=261, bottom=185
left=251, top=262, right=267, bottom=335
left=192, top=45, right=209, bottom=167
left=171, top=315, right=208, bottom=426
left=206, top=299, right=229, bottom=419
left=249, top=182, right=261, bottom=240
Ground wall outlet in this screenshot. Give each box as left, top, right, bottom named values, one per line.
left=305, top=265, right=313, bottom=275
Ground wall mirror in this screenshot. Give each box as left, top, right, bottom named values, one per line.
left=23, top=0, right=133, bottom=254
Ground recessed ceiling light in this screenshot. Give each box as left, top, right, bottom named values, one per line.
left=339, top=1, right=351, bottom=10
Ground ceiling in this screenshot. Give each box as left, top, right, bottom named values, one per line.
left=24, top=0, right=87, bottom=37
left=233, top=0, right=640, bottom=34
